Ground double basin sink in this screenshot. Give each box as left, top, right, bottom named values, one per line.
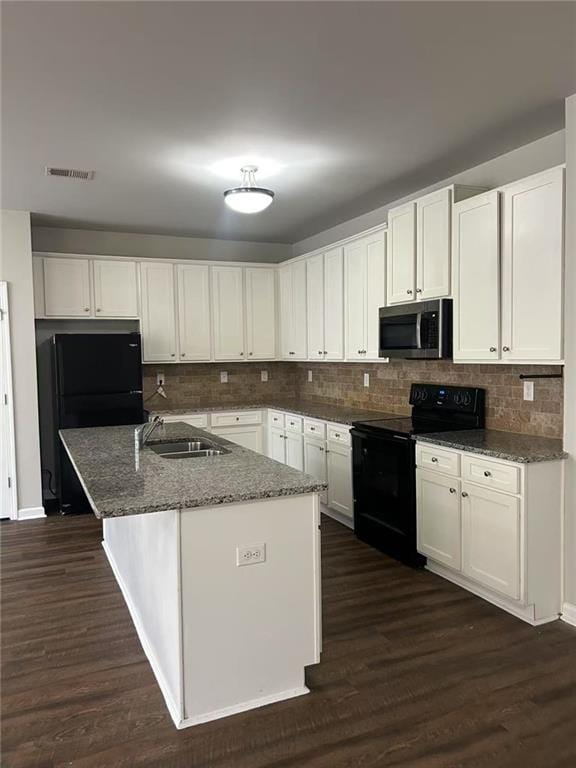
left=148, top=439, right=229, bottom=460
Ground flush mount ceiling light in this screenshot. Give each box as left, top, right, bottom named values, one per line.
left=223, top=166, right=275, bottom=214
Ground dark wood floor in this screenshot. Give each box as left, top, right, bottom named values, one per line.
left=2, top=514, right=576, bottom=768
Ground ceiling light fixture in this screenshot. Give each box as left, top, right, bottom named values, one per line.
left=224, top=166, right=275, bottom=214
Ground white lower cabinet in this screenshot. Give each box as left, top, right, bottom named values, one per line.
left=416, top=470, right=461, bottom=570
left=326, top=440, right=353, bottom=521
left=211, top=425, right=262, bottom=453
left=269, top=427, right=287, bottom=463
left=304, top=437, right=327, bottom=503
left=285, top=432, right=304, bottom=471
left=461, top=483, right=520, bottom=600
left=415, top=442, right=563, bottom=625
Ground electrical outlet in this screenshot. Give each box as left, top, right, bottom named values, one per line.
left=220, top=371, right=228, bottom=384
left=236, top=543, right=266, bottom=567
left=261, top=370, right=268, bottom=382
left=523, top=380, right=535, bottom=401
left=308, top=370, right=313, bottom=383
left=363, top=372, right=370, bottom=388
left=156, top=372, right=165, bottom=387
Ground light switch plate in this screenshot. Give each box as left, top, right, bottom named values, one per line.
left=156, top=372, right=165, bottom=386
left=261, top=370, right=268, bottom=382
left=523, top=380, right=534, bottom=401
left=220, top=371, right=228, bottom=384
left=363, top=372, right=370, bottom=388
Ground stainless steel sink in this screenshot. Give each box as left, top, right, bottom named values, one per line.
left=148, top=440, right=229, bottom=459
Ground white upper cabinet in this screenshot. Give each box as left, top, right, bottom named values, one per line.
left=140, top=262, right=178, bottom=362
left=44, top=257, right=91, bottom=317
left=323, top=247, right=344, bottom=360
left=306, top=254, right=325, bottom=360
left=452, top=191, right=501, bottom=361
left=177, top=264, right=211, bottom=362
left=501, top=167, right=564, bottom=362
left=416, top=188, right=451, bottom=300
left=279, top=260, right=307, bottom=359
left=387, top=202, right=416, bottom=304
left=345, top=230, right=386, bottom=360
left=211, top=266, right=245, bottom=361
left=245, top=267, right=276, bottom=360
left=93, top=259, right=138, bottom=318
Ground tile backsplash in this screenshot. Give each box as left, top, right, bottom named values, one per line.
left=143, top=360, right=564, bottom=439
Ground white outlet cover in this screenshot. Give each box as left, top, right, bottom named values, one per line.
left=220, top=371, right=228, bottom=384
left=523, top=380, right=535, bottom=401
left=236, top=543, right=266, bottom=566
left=156, top=372, right=165, bottom=386
left=363, top=372, right=370, bottom=387
left=308, top=370, right=313, bottom=382
left=261, top=370, right=268, bottom=382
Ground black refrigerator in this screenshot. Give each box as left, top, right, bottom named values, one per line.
left=53, top=332, right=144, bottom=514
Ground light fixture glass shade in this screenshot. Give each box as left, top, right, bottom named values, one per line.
left=223, top=166, right=275, bottom=214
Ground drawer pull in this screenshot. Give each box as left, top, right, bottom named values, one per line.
left=310, top=426, right=315, bottom=431
left=334, top=433, right=340, bottom=438
left=449, top=487, right=456, bottom=494
left=431, top=457, right=438, bottom=463
left=483, top=470, right=492, bottom=477
left=235, top=417, right=240, bottom=421
left=462, top=491, right=469, bottom=498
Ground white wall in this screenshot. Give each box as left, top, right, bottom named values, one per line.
left=32, top=227, right=292, bottom=263
left=294, top=130, right=566, bottom=255
left=563, top=96, right=576, bottom=615
left=0, top=211, right=44, bottom=518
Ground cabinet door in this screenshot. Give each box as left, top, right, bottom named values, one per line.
left=461, top=483, right=521, bottom=600
left=269, top=428, right=286, bottom=463
left=304, top=437, right=327, bottom=503
left=452, top=191, right=501, bottom=361
left=245, top=267, right=276, bottom=360
left=93, top=260, right=138, bottom=317
left=344, top=239, right=366, bottom=360
left=323, top=247, right=344, bottom=360
left=211, top=425, right=262, bottom=454
left=285, top=431, right=304, bottom=471
left=417, top=188, right=451, bottom=300
left=211, top=266, right=245, bottom=361
left=291, top=261, right=308, bottom=359
left=278, top=264, right=293, bottom=359
left=44, top=257, right=91, bottom=317
left=501, top=167, right=564, bottom=361
left=177, top=264, right=211, bottom=362
left=387, top=202, right=416, bottom=304
left=306, top=254, right=325, bottom=360
left=365, top=232, right=386, bottom=359
left=140, top=262, right=177, bottom=362
left=326, top=442, right=353, bottom=520
left=416, top=469, right=461, bottom=570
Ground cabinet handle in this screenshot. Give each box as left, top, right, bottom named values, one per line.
left=431, top=457, right=438, bottom=463
left=310, top=426, right=315, bottom=431
left=407, top=289, right=413, bottom=295
left=449, top=488, right=456, bottom=494
left=318, top=351, right=323, bottom=355
left=489, top=347, right=497, bottom=352
left=240, top=351, right=244, bottom=356
left=483, top=470, right=492, bottom=477
left=325, top=449, right=330, bottom=454
left=334, top=433, right=340, bottom=438
left=324, top=350, right=328, bottom=355
left=181, top=353, right=186, bottom=357
left=171, top=353, right=175, bottom=357
left=319, top=447, right=324, bottom=452
left=96, top=308, right=101, bottom=312
left=462, top=491, right=469, bottom=498
left=84, top=307, right=90, bottom=312
left=502, top=346, right=510, bottom=352
left=416, top=288, right=422, bottom=294
left=249, top=352, right=253, bottom=356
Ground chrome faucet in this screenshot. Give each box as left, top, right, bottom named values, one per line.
left=137, top=415, right=164, bottom=449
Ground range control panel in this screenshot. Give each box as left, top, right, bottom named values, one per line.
left=410, top=383, right=485, bottom=414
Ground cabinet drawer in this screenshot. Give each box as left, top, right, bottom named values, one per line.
left=304, top=419, right=326, bottom=438
left=462, top=455, right=520, bottom=495
left=268, top=410, right=285, bottom=429
left=210, top=410, right=263, bottom=428
left=327, top=423, right=351, bottom=445
left=416, top=444, right=460, bottom=476
left=161, top=413, right=208, bottom=429
left=285, top=414, right=303, bottom=433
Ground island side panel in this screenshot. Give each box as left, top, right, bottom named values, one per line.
left=180, top=493, right=321, bottom=726
left=102, top=510, right=184, bottom=725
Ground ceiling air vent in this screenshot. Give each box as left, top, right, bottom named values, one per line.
left=45, top=166, right=95, bottom=180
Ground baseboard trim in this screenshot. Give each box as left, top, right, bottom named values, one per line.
left=102, top=540, right=183, bottom=727
left=17, top=506, right=46, bottom=520
left=561, top=602, right=576, bottom=627
left=426, top=561, right=559, bottom=626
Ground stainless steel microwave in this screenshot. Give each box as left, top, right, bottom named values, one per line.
left=378, top=299, right=453, bottom=359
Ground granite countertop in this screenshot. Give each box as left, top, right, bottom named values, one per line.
left=59, top=422, right=327, bottom=519
left=416, top=430, right=567, bottom=464
left=152, top=399, right=400, bottom=426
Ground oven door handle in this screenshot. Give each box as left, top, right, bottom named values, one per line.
left=416, top=312, right=423, bottom=350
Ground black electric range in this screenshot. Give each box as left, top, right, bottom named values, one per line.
left=351, top=383, right=485, bottom=567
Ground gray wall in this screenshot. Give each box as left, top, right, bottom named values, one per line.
left=294, top=130, right=566, bottom=255
left=563, top=96, right=576, bottom=611
left=32, top=227, right=293, bottom=263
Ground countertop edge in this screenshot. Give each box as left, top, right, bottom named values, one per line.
left=415, top=434, right=568, bottom=464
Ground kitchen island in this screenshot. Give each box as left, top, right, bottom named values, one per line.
left=60, top=422, right=325, bottom=729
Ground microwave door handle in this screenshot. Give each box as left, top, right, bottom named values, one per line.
left=416, top=312, right=422, bottom=349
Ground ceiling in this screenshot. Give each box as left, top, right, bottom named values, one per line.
left=2, top=1, right=575, bottom=244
